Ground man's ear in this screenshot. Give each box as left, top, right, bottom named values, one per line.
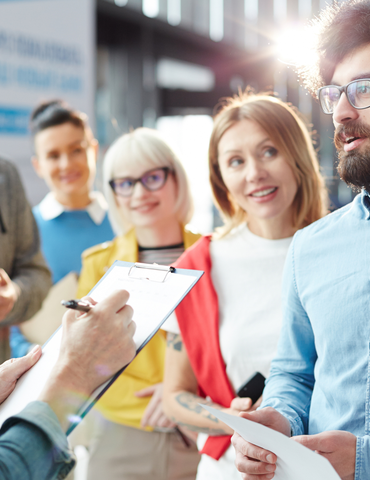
left=31, top=156, right=43, bottom=178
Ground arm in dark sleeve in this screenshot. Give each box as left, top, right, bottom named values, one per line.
left=2, top=162, right=51, bottom=326
left=0, top=402, right=75, bottom=480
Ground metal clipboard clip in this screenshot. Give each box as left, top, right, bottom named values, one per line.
left=128, top=262, right=175, bottom=283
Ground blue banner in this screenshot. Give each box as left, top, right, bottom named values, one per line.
left=0, top=106, right=31, bottom=135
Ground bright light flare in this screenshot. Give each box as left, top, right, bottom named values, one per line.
left=143, top=0, right=159, bottom=18
left=275, top=26, right=317, bottom=68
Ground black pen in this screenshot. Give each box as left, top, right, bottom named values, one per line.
left=61, top=299, right=93, bottom=312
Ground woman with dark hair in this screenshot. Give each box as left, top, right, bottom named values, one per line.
left=162, top=91, right=329, bottom=479
left=10, top=100, right=114, bottom=358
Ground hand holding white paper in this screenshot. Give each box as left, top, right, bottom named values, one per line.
left=201, top=405, right=340, bottom=480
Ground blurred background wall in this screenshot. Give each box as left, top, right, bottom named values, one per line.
left=0, top=0, right=95, bottom=201
left=0, top=0, right=353, bottom=234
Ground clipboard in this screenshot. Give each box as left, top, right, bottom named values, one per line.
left=0, top=261, right=203, bottom=434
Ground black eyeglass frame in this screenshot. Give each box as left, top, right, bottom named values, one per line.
left=317, top=78, right=370, bottom=115
left=109, top=167, right=171, bottom=197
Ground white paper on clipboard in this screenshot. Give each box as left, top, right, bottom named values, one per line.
left=0, top=261, right=202, bottom=432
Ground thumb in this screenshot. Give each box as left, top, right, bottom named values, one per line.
left=231, top=397, right=253, bottom=411
left=135, top=385, right=156, bottom=397
left=239, top=409, right=266, bottom=423
left=3, top=345, right=42, bottom=381
left=292, top=435, right=316, bottom=451
left=0, top=269, right=8, bottom=286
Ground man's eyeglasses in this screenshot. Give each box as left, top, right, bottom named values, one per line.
left=109, top=167, right=171, bottom=197
left=317, top=79, right=370, bottom=115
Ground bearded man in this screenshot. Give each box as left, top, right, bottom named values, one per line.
left=231, top=2, right=370, bottom=480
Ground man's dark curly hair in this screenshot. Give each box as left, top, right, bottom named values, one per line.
left=299, top=0, right=370, bottom=96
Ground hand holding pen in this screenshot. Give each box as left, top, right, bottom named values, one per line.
left=61, top=299, right=94, bottom=312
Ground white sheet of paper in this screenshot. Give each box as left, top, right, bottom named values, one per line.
left=0, top=264, right=197, bottom=428
left=201, top=405, right=340, bottom=480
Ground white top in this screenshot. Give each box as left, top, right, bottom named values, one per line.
left=163, top=224, right=292, bottom=480
left=37, top=191, right=108, bottom=225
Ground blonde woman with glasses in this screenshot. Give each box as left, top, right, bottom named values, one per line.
left=77, top=127, right=201, bottom=480
left=162, top=91, right=329, bottom=480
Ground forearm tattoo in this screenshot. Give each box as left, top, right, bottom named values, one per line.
left=167, top=335, right=229, bottom=435
left=167, top=333, right=183, bottom=351
left=173, top=392, right=229, bottom=436
left=173, top=419, right=229, bottom=436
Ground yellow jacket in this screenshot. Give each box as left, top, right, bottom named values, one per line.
left=77, top=228, right=201, bottom=430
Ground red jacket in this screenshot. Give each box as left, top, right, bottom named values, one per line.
left=174, top=236, right=235, bottom=460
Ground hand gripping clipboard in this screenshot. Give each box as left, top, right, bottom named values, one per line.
left=0, top=261, right=203, bottom=434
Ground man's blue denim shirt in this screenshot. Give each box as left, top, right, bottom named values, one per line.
left=261, top=191, right=370, bottom=480
left=0, top=401, right=75, bottom=479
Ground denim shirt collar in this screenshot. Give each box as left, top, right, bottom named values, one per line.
left=361, top=189, right=370, bottom=219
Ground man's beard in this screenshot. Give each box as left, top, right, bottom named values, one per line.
left=334, top=122, right=370, bottom=193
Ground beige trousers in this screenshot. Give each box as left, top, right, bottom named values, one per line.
left=87, top=420, right=200, bottom=480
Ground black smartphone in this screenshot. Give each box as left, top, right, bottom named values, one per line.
left=236, top=372, right=266, bottom=404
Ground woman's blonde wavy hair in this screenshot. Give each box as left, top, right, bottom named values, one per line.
left=209, top=91, right=329, bottom=237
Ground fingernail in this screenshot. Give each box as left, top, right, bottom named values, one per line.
left=266, top=475, right=274, bottom=480
left=266, top=464, right=275, bottom=472
left=266, top=454, right=274, bottom=464
left=30, top=345, right=40, bottom=357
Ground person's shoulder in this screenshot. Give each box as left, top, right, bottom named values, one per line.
left=81, top=231, right=137, bottom=270
left=0, top=158, right=26, bottom=204
left=0, top=156, right=14, bottom=169
left=183, top=228, right=202, bottom=248
left=82, top=239, right=116, bottom=260
left=175, top=235, right=211, bottom=269
left=295, top=201, right=353, bottom=243
left=0, top=157, right=20, bottom=179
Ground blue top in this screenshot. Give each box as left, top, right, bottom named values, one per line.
left=10, top=194, right=114, bottom=358
left=32, top=205, right=113, bottom=284
left=261, top=191, right=370, bottom=480
left=0, top=401, right=75, bottom=479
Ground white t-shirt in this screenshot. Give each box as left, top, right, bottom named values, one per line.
left=163, top=224, right=292, bottom=480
